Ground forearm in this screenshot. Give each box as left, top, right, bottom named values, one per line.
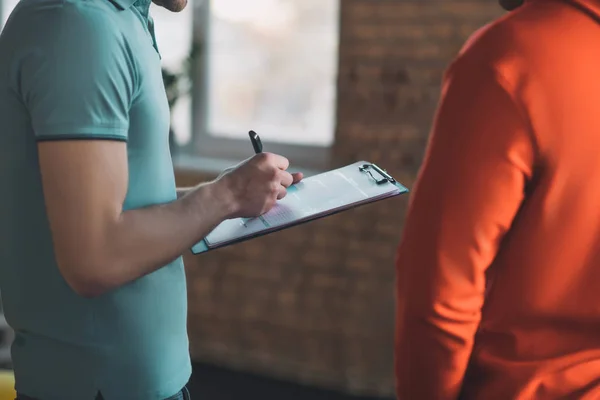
left=176, top=187, right=193, bottom=199
left=43, top=143, right=293, bottom=297
left=176, top=164, right=235, bottom=199
left=88, top=181, right=232, bottom=295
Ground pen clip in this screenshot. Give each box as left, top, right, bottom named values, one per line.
left=359, top=164, right=389, bottom=185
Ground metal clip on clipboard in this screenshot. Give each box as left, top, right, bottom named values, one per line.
left=358, top=163, right=396, bottom=185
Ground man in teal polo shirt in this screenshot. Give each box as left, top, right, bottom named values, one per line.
left=0, top=0, right=301, bottom=398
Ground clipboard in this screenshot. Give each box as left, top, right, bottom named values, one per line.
left=191, top=160, right=409, bottom=254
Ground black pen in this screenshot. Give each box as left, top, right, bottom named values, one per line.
left=249, top=130, right=263, bottom=154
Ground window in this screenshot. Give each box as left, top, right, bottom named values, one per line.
left=2, top=0, right=341, bottom=171
left=1, top=0, right=18, bottom=27
left=178, top=0, right=341, bottom=170
left=151, top=2, right=195, bottom=147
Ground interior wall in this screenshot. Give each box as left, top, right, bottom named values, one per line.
left=177, top=1, right=503, bottom=397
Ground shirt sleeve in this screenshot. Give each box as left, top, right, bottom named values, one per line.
left=394, top=54, right=536, bottom=399
left=11, top=4, right=138, bottom=142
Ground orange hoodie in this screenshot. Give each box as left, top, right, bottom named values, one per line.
left=395, top=0, right=600, bottom=399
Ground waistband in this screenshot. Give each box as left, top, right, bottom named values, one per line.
left=16, top=386, right=191, bottom=400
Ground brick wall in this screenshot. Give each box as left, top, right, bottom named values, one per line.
left=177, top=1, right=503, bottom=397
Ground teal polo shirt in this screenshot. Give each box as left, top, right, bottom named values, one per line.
left=0, top=0, right=190, bottom=398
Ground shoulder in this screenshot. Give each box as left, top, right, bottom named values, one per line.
left=447, top=8, right=528, bottom=84
left=5, top=0, right=137, bottom=75
left=11, top=0, right=120, bottom=26
left=4, top=0, right=140, bottom=108
left=448, top=0, right=583, bottom=89
left=6, top=0, right=128, bottom=53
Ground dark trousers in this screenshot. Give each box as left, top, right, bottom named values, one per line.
left=16, top=386, right=191, bottom=400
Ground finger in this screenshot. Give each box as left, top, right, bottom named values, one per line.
left=263, top=152, right=290, bottom=170
left=261, top=198, right=278, bottom=215
left=291, top=172, right=303, bottom=184
left=278, top=170, right=294, bottom=188
left=277, top=186, right=287, bottom=200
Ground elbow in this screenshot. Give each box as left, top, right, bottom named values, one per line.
left=66, top=277, right=107, bottom=299
left=57, top=257, right=114, bottom=298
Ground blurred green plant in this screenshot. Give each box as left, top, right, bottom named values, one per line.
left=161, top=42, right=201, bottom=153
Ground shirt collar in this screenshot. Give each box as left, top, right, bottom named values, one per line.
left=107, top=0, right=136, bottom=10
left=108, top=0, right=152, bottom=15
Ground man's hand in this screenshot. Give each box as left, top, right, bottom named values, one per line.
left=214, top=153, right=303, bottom=218
left=217, top=160, right=303, bottom=183
left=179, top=158, right=303, bottom=200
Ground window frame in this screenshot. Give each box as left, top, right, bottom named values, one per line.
left=0, top=0, right=5, bottom=29
left=177, top=0, right=339, bottom=171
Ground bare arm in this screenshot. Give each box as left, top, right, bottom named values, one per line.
left=176, top=164, right=240, bottom=199
left=19, top=6, right=300, bottom=297
left=176, top=187, right=193, bottom=199
left=38, top=140, right=233, bottom=297
left=39, top=141, right=296, bottom=298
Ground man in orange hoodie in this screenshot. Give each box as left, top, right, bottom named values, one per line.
left=395, top=0, right=600, bottom=399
